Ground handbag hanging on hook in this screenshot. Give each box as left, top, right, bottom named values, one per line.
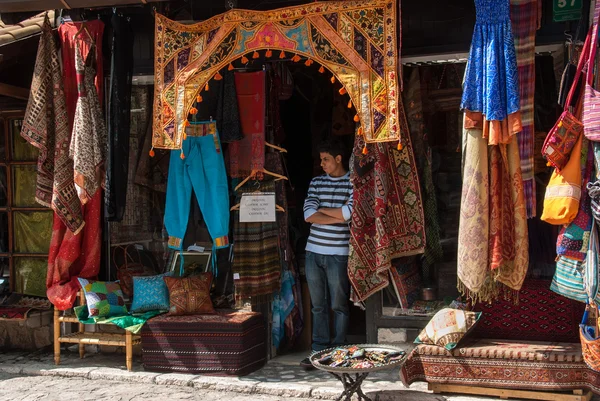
left=541, top=28, right=591, bottom=170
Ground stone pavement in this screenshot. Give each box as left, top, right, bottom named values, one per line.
left=0, top=347, right=583, bottom=401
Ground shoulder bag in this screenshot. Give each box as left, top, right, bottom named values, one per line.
left=542, top=31, right=590, bottom=169
left=582, top=1, right=600, bottom=141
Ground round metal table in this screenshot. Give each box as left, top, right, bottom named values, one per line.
left=309, top=344, right=407, bottom=401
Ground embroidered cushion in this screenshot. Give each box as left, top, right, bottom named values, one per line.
left=414, top=308, right=481, bottom=350
left=163, top=273, right=215, bottom=316
left=131, top=273, right=172, bottom=314
left=77, top=278, right=128, bottom=318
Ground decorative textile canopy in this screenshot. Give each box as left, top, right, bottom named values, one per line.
left=152, top=0, right=401, bottom=150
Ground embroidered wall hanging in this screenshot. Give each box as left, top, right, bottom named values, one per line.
left=152, top=0, right=401, bottom=149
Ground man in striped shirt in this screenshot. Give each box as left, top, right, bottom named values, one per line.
left=300, top=139, right=353, bottom=369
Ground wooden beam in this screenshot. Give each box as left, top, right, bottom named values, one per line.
left=0, top=0, right=167, bottom=13
left=0, top=83, right=29, bottom=100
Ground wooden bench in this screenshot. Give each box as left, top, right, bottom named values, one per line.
left=53, top=291, right=140, bottom=371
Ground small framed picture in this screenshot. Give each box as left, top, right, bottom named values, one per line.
left=169, top=251, right=212, bottom=277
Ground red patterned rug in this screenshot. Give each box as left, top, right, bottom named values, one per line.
left=472, top=279, right=584, bottom=343
left=348, top=129, right=425, bottom=302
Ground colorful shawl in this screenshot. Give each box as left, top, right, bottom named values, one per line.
left=228, top=71, right=266, bottom=178
left=348, top=108, right=425, bottom=302
left=152, top=0, right=402, bottom=149
left=511, top=0, right=539, bottom=218
left=70, top=42, right=107, bottom=204
left=232, top=180, right=281, bottom=304
left=20, top=16, right=83, bottom=234
left=46, top=21, right=105, bottom=310
left=457, top=118, right=529, bottom=303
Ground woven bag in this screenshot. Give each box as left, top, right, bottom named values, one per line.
left=115, top=245, right=156, bottom=298
left=542, top=31, right=590, bottom=170
left=582, top=2, right=600, bottom=141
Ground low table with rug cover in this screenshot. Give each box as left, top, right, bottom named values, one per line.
left=401, top=279, right=597, bottom=401
left=141, top=310, right=266, bottom=375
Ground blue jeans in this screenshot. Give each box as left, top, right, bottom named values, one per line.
left=164, top=121, right=229, bottom=250
left=305, top=251, right=350, bottom=352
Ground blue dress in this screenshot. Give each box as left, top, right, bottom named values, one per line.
left=461, top=0, right=520, bottom=121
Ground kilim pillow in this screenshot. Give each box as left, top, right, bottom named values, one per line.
left=163, top=273, right=215, bottom=315
left=414, top=308, right=481, bottom=350
left=130, top=273, right=172, bottom=314
left=77, top=278, right=128, bottom=318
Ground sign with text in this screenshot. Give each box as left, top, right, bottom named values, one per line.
left=239, top=192, right=276, bottom=223
left=553, top=0, right=582, bottom=22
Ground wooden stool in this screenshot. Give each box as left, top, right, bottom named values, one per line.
left=53, top=291, right=140, bottom=371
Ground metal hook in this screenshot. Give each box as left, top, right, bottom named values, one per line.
left=565, top=30, right=574, bottom=44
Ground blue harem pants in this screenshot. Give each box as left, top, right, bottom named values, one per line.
left=165, top=121, right=230, bottom=251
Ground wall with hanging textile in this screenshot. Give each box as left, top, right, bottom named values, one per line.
left=152, top=0, right=403, bottom=150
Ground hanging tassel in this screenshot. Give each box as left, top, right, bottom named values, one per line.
left=196, top=94, right=203, bottom=103
left=241, top=55, right=249, bottom=64
left=347, top=99, right=352, bottom=109
left=353, top=114, right=359, bottom=122
left=305, top=59, right=313, bottom=67
left=183, top=132, right=188, bottom=140
left=279, top=50, right=286, bottom=59
left=252, top=51, right=260, bottom=59
left=546, top=161, right=552, bottom=167
left=357, top=127, right=363, bottom=136
left=228, top=63, right=234, bottom=71
left=149, top=147, right=155, bottom=158
left=318, top=65, right=325, bottom=73
left=205, top=82, right=209, bottom=91
left=214, top=71, right=223, bottom=81
left=266, top=49, right=272, bottom=58
left=292, top=54, right=301, bottom=62
left=397, top=141, right=403, bottom=151
left=190, top=107, right=198, bottom=115
left=330, top=76, right=335, bottom=84
left=184, top=119, right=191, bottom=127
left=362, top=144, right=368, bottom=155
left=180, top=149, right=185, bottom=160
left=339, top=88, right=347, bottom=95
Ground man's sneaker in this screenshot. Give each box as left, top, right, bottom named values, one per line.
left=299, top=356, right=315, bottom=370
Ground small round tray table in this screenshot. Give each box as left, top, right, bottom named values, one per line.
left=309, top=344, right=407, bottom=401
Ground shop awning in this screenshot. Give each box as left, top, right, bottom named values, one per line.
left=0, top=10, right=54, bottom=47
left=0, top=0, right=168, bottom=13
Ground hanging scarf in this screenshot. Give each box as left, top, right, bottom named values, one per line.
left=511, top=0, right=540, bottom=218
left=70, top=41, right=107, bottom=204
left=228, top=71, right=266, bottom=178
left=232, top=179, right=281, bottom=304
left=20, top=15, right=83, bottom=234
left=105, top=13, right=134, bottom=221
left=402, top=67, right=443, bottom=285
left=457, top=115, right=529, bottom=303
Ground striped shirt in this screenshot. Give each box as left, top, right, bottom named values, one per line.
left=303, top=173, right=353, bottom=256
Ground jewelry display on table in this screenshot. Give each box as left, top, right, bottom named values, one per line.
left=309, top=344, right=407, bottom=401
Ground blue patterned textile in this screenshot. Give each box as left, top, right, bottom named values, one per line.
left=131, top=273, right=172, bottom=314
left=460, top=0, right=520, bottom=121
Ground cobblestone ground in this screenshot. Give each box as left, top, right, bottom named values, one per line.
left=0, top=373, right=314, bottom=401
left=2, top=348, right=598, bottom=401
